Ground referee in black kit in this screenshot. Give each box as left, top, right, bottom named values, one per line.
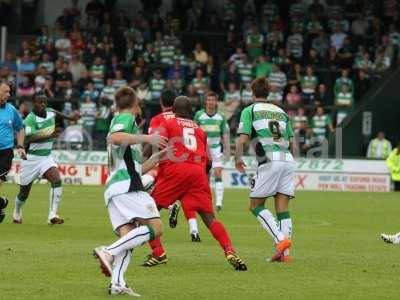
left=0, top=82, right=26, bottom=223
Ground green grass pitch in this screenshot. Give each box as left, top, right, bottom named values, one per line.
left=0, top=184, right=399, bottom=300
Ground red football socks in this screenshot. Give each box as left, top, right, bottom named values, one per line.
left=209, top=220, right=235, bottom=254
left=149, top=237, right=165, bottom=257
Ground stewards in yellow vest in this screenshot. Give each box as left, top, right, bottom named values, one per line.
left=386, top=142, right=400, bottom=191
left=367, top=132, right=392, bottom=159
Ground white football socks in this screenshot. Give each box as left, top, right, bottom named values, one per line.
left=106, top=225, right=152, bottom=256
left=48, top=186, right=62, bottom=220
left=254, top=208, right=285, bottom=243
left=215, top=180, right=224, bottom=207
left=188, top=218, right=199, bottom=235
left=112, top=250, right=132, bottom=287
left=279, top=217, right=292, bottom=256
left=14, top=196, right=25, bottom=217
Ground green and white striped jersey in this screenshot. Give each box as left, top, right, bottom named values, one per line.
left=90, top=64, right=106, bottom=89
left=24, top=108, right=56, bottom=158
left=237, top=63, right=254, bottom=85
left=80, top=102, right=97, bottom=127
left=238, top=102, right=294, bottom=162
left=335, top=92, right=353, bottom=106
left=149, top=79, right=165, bottom=100
left=194, top=110, right=229, bottom=149
left=266, top=91, right=283, bottom=103
left=293, top=115, right=308, bottom=129
left=104, top=113, right=144, bottom=203
left=311, top=114, right=332, bottom=141
left=224, top=90, right=240, bottom=102
left=173, top=54, right=188, bottom=66
left=101, top=85, right=116, bottom=101
left=159, top=45, right=175, bottom=65
left=301, top=75, right=318, bottom=93
left=241, top=89, right=253, bottom=103
left=191, top=77, right=209, bottom=94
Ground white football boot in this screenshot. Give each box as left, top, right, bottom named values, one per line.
left=381, top=232, right=400, bottom=244
left=93, top=246, right=114, bottom=276
left=109, top=284, right=141, bottom=297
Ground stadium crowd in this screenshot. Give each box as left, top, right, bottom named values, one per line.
left=1, top=0, right=399, bottom=152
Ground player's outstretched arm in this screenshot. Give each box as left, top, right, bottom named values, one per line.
left=142, top=146, right=174, bottom=174
left=109, top=132, right=168, bottom=149
left=51, top=108, right=79, bottom=121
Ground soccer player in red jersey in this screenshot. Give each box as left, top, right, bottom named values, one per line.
left=148, top=90, right=201, bottom=242
left=148, top=90, right=176, bottom=135
left=143, top=96, right=247, bottom=271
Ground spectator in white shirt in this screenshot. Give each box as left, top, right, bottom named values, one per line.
left=69, top=54, right=87, bottom=83
left=330, top=26, right=347, bottom=51
left=61, top=120, right=84, bottom=150
left=55, top=30, right=71, bottom=59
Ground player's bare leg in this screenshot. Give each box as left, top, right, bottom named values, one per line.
left=43, top=167, right=64, bottom=225
left=94, top=218, right=163, bottom=296
left=250, top=198, right=291, bottom=262
left=12, top=183, right=33, bottom=224
left=199, top=212, right=247, bottom=271
left=214, top=167, right=224, bottom=211
left=274, top=193, right=292, bottom=262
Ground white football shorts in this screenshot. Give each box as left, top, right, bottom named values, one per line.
left=250, top=161, right=295, bottom=199
left=19, top=156, right=58, bottom=186
left=107, top=191, right=160, bottom=233
left=210, top=147, right=223, bottom=168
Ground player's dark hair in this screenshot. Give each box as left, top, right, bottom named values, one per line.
left=251, top=77, right=269, bottom=98
left=33, top=93, right=48, bottom=103
left=205, top=91, right=218, bottom=101
left=115, top=86, right=136, bottom=110
left=173, top=96, right=192, bottom=119
left=160, top=89, right=175, bottom=108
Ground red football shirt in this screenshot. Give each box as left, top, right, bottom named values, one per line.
left=148, top=109, right=175, bottom=134
left=158, top=117, right=209, bottom=167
